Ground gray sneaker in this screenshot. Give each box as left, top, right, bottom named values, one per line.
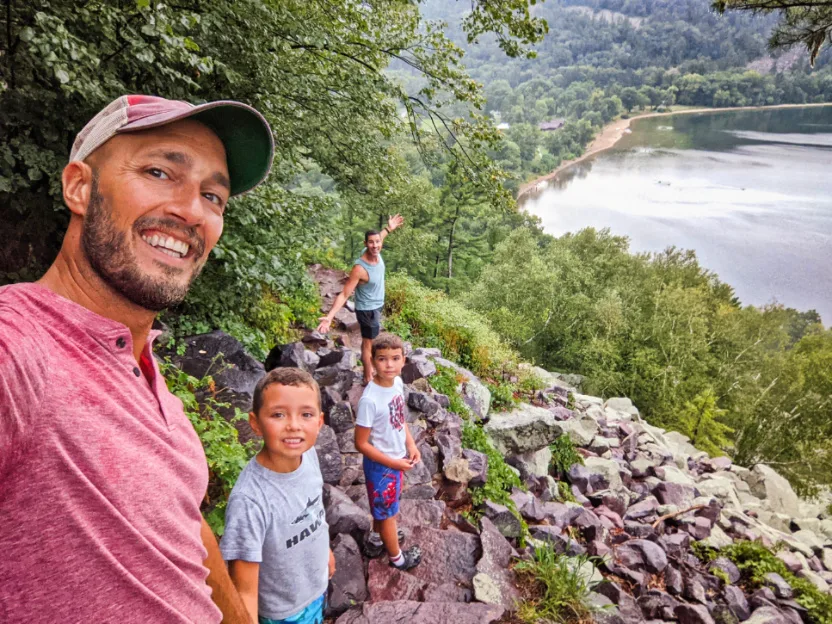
left=390, top=545, right=422, bottom=571
left=362, top=529, right=405, bottom=558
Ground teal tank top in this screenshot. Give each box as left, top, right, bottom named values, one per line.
left=354, top=251, right=385, bottom=311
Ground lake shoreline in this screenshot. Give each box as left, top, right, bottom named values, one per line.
left=516, top=102, right=832, bottom=200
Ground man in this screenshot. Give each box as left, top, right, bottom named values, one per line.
left=0, top=95, right=274, bottom=623
left=316, top=215, right=403, bottom=384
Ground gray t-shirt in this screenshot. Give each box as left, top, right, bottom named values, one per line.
left=220, top=450, right=329, bottom=620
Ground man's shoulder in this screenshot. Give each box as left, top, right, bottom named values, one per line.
left=0, top=284, right=49, bottom=359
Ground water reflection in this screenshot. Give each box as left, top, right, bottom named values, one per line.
left=520, top=106, right=832, bottom=322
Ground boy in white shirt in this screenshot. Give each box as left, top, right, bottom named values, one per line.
left=354, top=333, right=422, bottom=570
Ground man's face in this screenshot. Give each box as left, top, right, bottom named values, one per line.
left=80, top=119, right=229, bottom=311
left=366, top=233, right=382, bottom=257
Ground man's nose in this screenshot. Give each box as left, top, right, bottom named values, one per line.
left=165, top=181, right=207, bottom=226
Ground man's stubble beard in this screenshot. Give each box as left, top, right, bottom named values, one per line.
left=80, top=173, right=207, bottom=312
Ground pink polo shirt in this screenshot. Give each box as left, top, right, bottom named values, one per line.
left=0, top=283, right=221, bottom=623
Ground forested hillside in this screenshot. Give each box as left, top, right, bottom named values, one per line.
left=2, top=0, right=831, bottom=493
left=419, top=0, right=832, bottom=189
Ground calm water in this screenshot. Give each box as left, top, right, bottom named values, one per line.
left=521, top=106, right=832, bottom=323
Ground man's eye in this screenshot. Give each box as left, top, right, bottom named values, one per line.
left=148, top=168, right=169, bottom=179
left=203, top=192, right=222, bottom=206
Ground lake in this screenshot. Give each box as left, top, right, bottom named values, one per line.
left=520, top=106, right=832, bottom=323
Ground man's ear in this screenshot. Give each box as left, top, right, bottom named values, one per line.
left=62, top=161, right=95, bottom=218
left=248, top=411, right=263, bottom=437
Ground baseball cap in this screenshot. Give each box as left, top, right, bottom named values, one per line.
left=70, top=95, right=274, bottom=196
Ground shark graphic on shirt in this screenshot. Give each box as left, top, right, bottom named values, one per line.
left=291, top=495, right=321, bottom=525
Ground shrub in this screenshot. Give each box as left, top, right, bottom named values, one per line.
left=430, top=364, right=471, bottom=417
left=487, top=380, right=518, bottom=411
left=514, top=545, right=599, bottom=624
left=550, top=435, right=584, bottom=478
left=693, top=540, right=832, bottom=623
left=161, top=361, right=258, bottom=535
left=385, top=272, right=517, bottom=377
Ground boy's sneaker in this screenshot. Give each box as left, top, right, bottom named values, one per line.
left=390, top=545, right=422, bottom=571
left=362, top=529, right=405, bottom=558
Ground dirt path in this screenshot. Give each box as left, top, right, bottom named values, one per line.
left=516, top=102, right=832, bottom=200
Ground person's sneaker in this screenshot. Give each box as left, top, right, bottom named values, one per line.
left=389, top=545, right=422, bottom=571
left=362, top=529, right=406, bottom=558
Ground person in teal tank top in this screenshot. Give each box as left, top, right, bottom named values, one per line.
left=317, top=214, right=404, bottom=384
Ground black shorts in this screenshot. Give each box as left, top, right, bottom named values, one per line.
left=356, top=307, right=382, bottom=339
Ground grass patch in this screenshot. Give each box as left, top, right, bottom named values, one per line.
left=693, top=540, right=832, bottom=623
left=514, top=545, right=599, bottom=624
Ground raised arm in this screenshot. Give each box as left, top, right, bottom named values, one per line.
left=316, top=264, right=366, bottom=334
left=379, top=214, right=404, bottom=243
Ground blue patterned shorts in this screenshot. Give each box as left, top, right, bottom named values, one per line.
left=363, top=456, right=403, bottom=520
left=259, top=592, right=326, bottom=624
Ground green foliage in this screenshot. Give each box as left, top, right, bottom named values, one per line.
left=714, top=0, right=832, bottom=64
left=674, top=388, right=734, bottom=458
left=430, top=364, right=471, bottom=417
left=160, top=360, right=257, bottom=535
left=550, top=435, right=584, bottom=478
left=461, top=420, right=526, bottom=543
left=693, top=540, right=832, bottom=623
left=557, top=480, right=577, bottom=503
left=385, top=272, right=517, bottom=377
left=465, top=226, right=832, bottom=494
left=514, top=545, right=598, bottom=624
left=487, top=380, right=518, bottom=411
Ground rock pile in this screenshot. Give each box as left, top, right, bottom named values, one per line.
left=168, top=330, right=832, bottom=624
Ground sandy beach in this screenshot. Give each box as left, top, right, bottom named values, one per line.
left=516, top=102, right=832, bottom=199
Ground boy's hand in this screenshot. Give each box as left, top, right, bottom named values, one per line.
left=392, top=458, right=415, bottom=471
left=328, top=549, right=336, bottom=579
left=407, top=443, right=421, bottom=465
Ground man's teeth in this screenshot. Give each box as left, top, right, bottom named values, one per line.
left=141, top=234, right=190, bottom=258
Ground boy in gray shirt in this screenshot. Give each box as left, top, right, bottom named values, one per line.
left=221, top=368, right=334, bottom=624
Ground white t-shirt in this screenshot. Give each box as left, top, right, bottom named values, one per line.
left=356, top=377, right=407, bottom=459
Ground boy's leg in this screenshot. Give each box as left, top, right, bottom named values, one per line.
left=376, top=516, right=401, bottom=558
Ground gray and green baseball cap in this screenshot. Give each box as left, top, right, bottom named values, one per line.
left=70, top=94, right=274, bottom=196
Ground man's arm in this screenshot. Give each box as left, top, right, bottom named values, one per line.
left=316, top=265, right=365, bottom=334
left=378, top=213, right=404, bottom=243
left=201, top=518, right=252, bottom=624
left=354, top=426, right=413, bottom=471
left=228, top=560, right=260, bottom=624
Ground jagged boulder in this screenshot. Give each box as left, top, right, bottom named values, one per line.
left=473, top=517, right=521, bottom=610
left=170, top=330, right=265, bottom=444
left=315, top=425, right=343, bottom=484
left=335, top=601, right=504, bottom=624
left=742, top=464, right=802, bottom=518
left=484, top=404, right=565, bottom=454
left=328, top=534, right=368, bottom=616
left=324, top=484, right=371, bottom=539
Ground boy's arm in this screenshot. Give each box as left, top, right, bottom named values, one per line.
left=354, top=426, right=412, bottom=471
left=201, top=518, right=252, bottom=623
left=228, top=559, right=260, bottom=624
left=404, top=422, right=421, bottom=464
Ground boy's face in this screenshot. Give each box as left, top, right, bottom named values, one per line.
left=249, top=383, right=323, bottom=460
left=372, top=347, right=405, bottom=381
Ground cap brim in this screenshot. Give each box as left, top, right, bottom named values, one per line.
left=118, top=101, right=274, bottom=196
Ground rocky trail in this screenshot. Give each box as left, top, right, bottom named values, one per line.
left=166, top=267, right=832, bottom=624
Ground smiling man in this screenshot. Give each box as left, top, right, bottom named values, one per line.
left=0, top=95, right=273, bottom=623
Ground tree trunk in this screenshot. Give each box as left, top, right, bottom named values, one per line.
left=446, top=212, right=458, bottom=293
